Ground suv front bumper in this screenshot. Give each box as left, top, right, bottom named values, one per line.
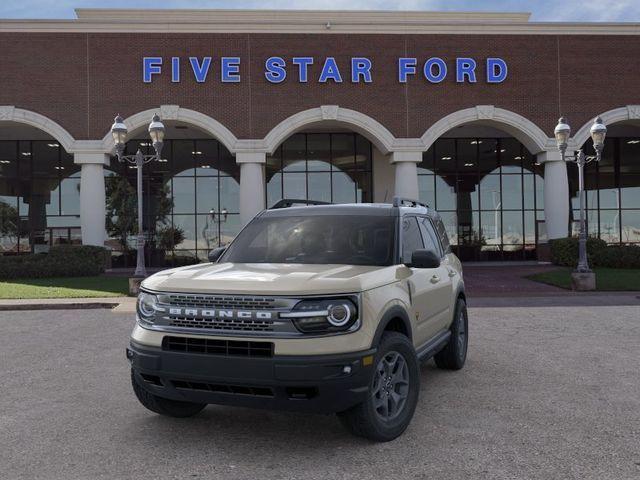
left=128, top=341, right=376, bottom=414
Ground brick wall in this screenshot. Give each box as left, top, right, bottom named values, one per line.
left=1, top=32, right=639, bottom=142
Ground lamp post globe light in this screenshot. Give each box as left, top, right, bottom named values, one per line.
left=110, top=113, right=166, bottom=278
left=554, top=116, right=607, bottom=290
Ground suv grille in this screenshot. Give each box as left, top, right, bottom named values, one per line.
left=162, top=336, right=274, bottom=358
left=165, top=294, right=276, bottom=310
left=168, top=316, right=274, bottom=332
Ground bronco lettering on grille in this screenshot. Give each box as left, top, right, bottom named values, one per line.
left=168, top=308, right=274, bottom=320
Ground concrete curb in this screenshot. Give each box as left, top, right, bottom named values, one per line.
left=0, top=296, right=134, bottom=311
left=0, top=302, right=121, bottom=311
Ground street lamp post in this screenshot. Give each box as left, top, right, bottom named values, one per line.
left=554, top=116, right=607, bottom=288
left=110, top=113, right=166, bottom=277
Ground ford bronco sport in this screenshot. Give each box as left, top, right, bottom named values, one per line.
left=128, top=197, right=468, bottom=441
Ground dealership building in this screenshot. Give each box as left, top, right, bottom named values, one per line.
left=1, top=9, right=639, bottom=265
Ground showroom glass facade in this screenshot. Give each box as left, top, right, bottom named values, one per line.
left=0, top=140, right=81, bottom=254
left=571, top=137, right=640, bottom=244
left=266, top=133, right=373, bottom=207
left=106, top=138, right=240, bottom=267
left=418, top=138, right=544, bottom=261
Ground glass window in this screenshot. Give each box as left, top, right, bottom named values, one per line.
left=195, top=176, right=219, bottom=214
left=435, top=175, right=456, bottom=211
left=266, top=133, right=372, bottom=206
left=500, top=138, right=523, bottom=173
left=308, top=172, right=331, bottom=202
left=434, top=139, right=455, bottom=175
left=418, top=175, right=435, bottom=207
left=456, top=139, right=477, bottom=171
left=355, top=134, right=372, bottom=171
left=418, top=217, right=442, bottom=257
left=60, top=177, right=80, bottom=216
left=283, top=172, right=306, bottom=199
left=282, top=134, right=306, bottom=172
left=502, top=211, right=523, bottom=246
left=173, top=140, right=195, bottom=176
left=221, top=215, right=395, bottom=266
left=332, top=171, right=356, bottom=204
left=597, top=210, right=619, bottom=243
left=266, top=172, right=283, bottom=208
left=331, top=134, right=356, bottom=171
left=419, top=147, right=434, bottom=173
left=477, top=139, right=498, bottom=174
left=501, top=175, right=523, bottom=210
left=433, top=216, right=451, bottom=253
left=621, top=210, right=640, bottom=243
left=219, top=177, right=239, bottom=214
left=307, top=134, right=331, bottom=171
left=401, top=216, right=424, bottom=264
left=172, top=177, right=195, bottom=214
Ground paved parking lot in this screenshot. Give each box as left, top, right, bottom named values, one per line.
left=1, top=304, right=639, bottom=480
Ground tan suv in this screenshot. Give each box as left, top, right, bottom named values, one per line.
left=127, top=197, right=468, bottom=441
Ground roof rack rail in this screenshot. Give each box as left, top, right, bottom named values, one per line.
left=392, top=196, right=429, bottom=209
left=270, top=199, right=332, bottom=209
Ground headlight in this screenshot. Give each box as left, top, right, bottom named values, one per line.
left=281, top=297, right=359, bottom=334
left=137, top=291, right=158, bottom=323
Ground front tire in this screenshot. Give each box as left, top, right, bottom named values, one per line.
left=131, top=369, right=206, bottom=418
left=434, top=297, right=468, bottom=370
left=338, top=332, right=420, bottom=442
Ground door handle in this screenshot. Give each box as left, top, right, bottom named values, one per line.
left=430, top=275, right=440, bottom=284
left=448, top=269, right=457, bottom=278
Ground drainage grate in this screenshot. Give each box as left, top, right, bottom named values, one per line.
left=162, top=336, right=274, bottom=357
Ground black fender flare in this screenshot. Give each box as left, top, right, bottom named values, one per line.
left=370, top=305, right=413, bottom=348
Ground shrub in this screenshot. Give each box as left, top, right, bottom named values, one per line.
left=593, top=245, right=640, bottom=269
left=550, top=237, right=607, bottom=267
left=550, top=237, right=640, bottom=269
left=0, top=245, right=109, bottom=280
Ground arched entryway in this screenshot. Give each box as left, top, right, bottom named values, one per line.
left=419, top=107, right=551, bottom=261
left=104, top=120, right=240, bottom=267
left=262, top=106, right=394, bottom=208
left=569, top=112, right=640, bottom=245
left=0, top=109, right=80, bottom=254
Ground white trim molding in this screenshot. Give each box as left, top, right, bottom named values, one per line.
left=3, top=10, right=640, bottom=35
left=263, top=106, right=396, bottom=155
left=100, top=105, right=239, bottom=154
left=571, top=105, right=640, bottom=149
left=421, top=105, right=553, bottom=154
left=0, top=106, right=76, bottom=153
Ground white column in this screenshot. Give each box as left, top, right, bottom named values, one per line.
left=391, top=151, right=422, bottom=200
left=539, top=151, right=569, bottom=240
left=237, top=152, right=266, bottom=225
left=75, top=153, right=109, bottom=246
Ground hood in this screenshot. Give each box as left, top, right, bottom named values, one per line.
left=141, top=262, right=400, bottom=295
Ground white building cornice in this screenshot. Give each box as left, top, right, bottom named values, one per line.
left=1, top=9, right=640, bottom=35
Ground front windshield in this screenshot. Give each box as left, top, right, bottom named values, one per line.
left=220, top=215, right=396, bottom=266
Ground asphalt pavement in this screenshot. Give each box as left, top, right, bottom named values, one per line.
left=1, top=305, right=639, bottom=480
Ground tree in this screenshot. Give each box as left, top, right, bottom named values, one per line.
left=105, top=175, right=173, bottom=251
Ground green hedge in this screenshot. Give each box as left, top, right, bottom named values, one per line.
left=550, top=237, right=640, bottom=269
left=0, top=245, right=109, bottom=280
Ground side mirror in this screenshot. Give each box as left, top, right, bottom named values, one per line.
left=407, top=249, right=441, bottom=269
left=208, top=246, right=226, bottom=263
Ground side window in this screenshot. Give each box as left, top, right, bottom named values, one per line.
left=434, top=216, right=451, bottom=254
left=401, top=216, right=424, bottom=264
left=418, top=217, right=443, bottom=257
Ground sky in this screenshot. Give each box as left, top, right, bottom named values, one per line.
left=0, top=0, right=639, bottom=22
